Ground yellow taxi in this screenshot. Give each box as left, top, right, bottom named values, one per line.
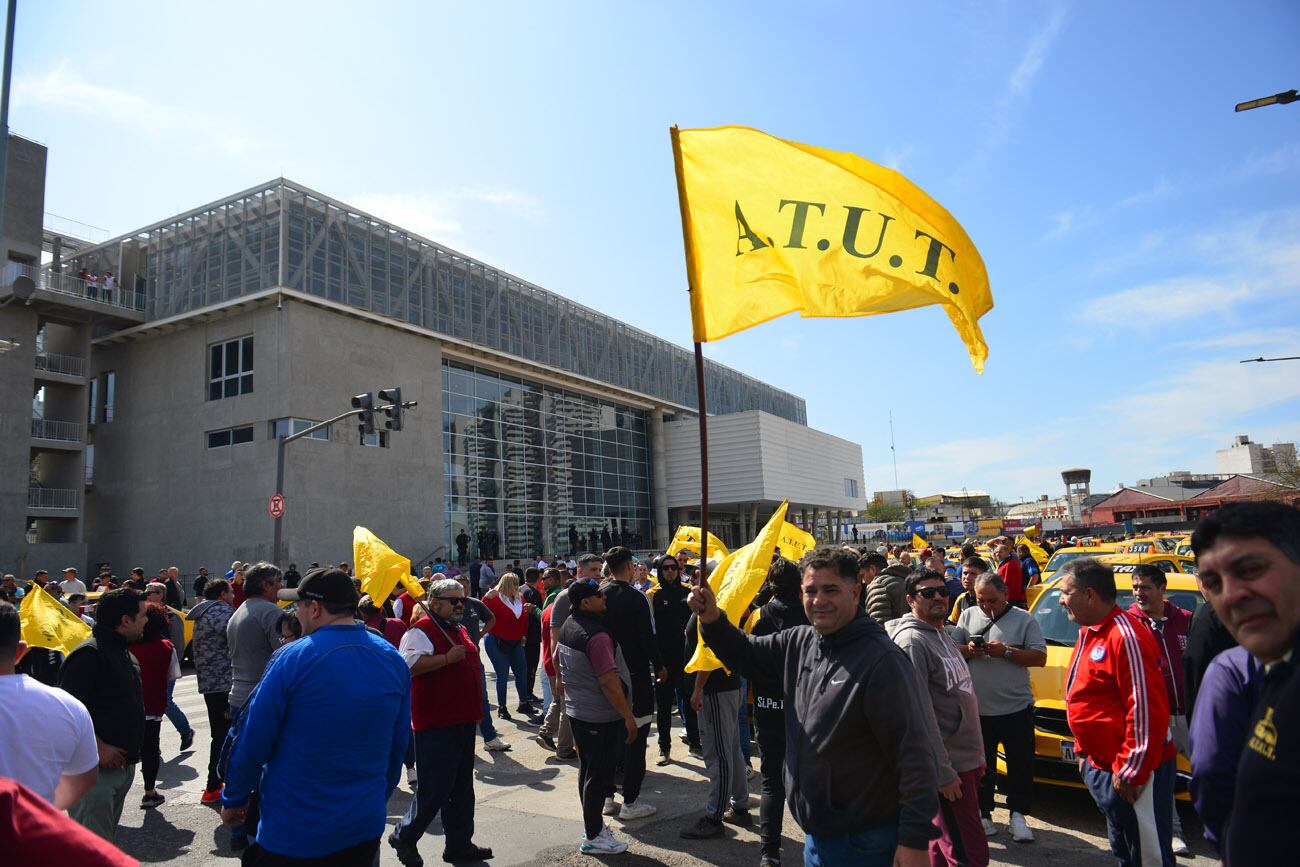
left=1032, top=544, right=1121, bottom=598
left=1024, top=571, right=1203, bottom=799
left=86, top=590, right=194, bottom=661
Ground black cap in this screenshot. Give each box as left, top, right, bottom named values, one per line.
left=278, top=567, right=358, bottom=606
left=567, top=577, right=602, bottom=607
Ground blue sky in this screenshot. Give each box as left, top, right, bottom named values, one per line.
left=11, top=1, right=1300, bottom=503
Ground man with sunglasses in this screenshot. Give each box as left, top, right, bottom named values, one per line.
left=648, top=555, right=698, bottom=764
left=888, top=571, right=988, bottom=867
left=390, top=578, right=493, bottom=866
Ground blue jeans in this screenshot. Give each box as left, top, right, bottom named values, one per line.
left=1082, top=758, right=1176, bottom=866
left=804, top=824, right=898, bottom=867
left=164, top=680, right=192, bottom=736
left=483, top=634, right=529, bottom=708
left=540, top=665, right=553, bottom=718
left=477, top=666, right=500, bottom=741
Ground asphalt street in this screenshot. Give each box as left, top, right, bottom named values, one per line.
left=104, top=672, right=1221, bottom=866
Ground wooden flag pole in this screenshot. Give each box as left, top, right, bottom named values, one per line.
left=671, top=125, right=710, bottom=587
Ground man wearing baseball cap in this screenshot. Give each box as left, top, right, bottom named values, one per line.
left=60, top=568, right=87, bottom=596
left=220, top=568, right=411, bottom=865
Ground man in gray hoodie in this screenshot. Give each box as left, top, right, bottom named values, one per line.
left=186, top=578, right=235, bottom=803
left=887, top=570, right=988, bottom=867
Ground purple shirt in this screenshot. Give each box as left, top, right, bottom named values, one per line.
left=1189, top=646, right=1263, bottom=852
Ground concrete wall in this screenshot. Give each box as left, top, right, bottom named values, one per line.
left=0, top=305, right=39, bottom=573
left=84, top=298, right=443, bottom=573
left=3, top=134, right=46, bottom=261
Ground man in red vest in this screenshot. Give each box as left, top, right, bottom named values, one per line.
left=388, top=578, right=492, bottom=866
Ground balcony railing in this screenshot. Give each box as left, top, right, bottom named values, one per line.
left=28, top=486, right=81, bottom=510
left=31, top=418, right=84, bottom=443
left=34, top=352, right=86, bottom=378
left=3, top=261, right=145, bottom=312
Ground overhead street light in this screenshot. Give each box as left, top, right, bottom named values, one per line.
left=1235, top=89, right=1298, bottom=112
left=1240, top=355, right=1300, bottom=363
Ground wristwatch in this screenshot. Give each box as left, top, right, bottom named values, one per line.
left=1003, top=648, right=1014, bottom=659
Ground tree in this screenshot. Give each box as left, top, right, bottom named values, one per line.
left=865, top=498, right=906, bottom=522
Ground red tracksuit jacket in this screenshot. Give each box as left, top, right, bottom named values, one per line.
left=1065, top=606, right=1174, bottom=786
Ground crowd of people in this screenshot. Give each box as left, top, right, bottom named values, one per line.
left=1, top=500, right=1296, bottom=867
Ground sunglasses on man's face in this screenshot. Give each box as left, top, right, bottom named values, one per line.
left=915, top=586, right=950, bottom=600
left=433, top=596, right=465, bottom=606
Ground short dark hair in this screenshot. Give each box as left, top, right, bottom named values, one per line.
left=203, top=578, right=231, bottom=600
left=963, top=556, right=989, bottom=572
left=96, top=587, right=144, bottom=631
left=800, top=546, right=859, bottom=582
left=604, top=547, right=634, bottom=575
left=1191, top=502, right=1300, bottom=566
left=1131, top=563, right=1167, bottom=587
left=67, top=593, right=87, bottom=604
left=858, top=553, right=888, bottom=572
left=244, top=562, right=282, bottom=597
left=0, top=601, right=19, bottom=657
left=142, top=604, right=170, bottom=641
left=577, top=553, right=603, bottom=569
left=278, top=611, right=302, bottom=639
left=1060, top=557, right=1116, bottom=603
left=960, top=543, right=977, bottom=559
left=524, top=567, right=540, bottom=583
left=905, top=569, right=947, bottom=597
left=542, top=567, right=565, bottom=585
left=766, top=557, right=803, bottom=604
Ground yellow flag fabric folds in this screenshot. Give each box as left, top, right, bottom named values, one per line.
left=354, top=526, right=425, bottom=611
left=686, top=501, right=789, bottom=675
left=1015, top=535, right=1049, bottom=569
left=667, top=526, right=728, bottom=562
left=672, top=126, right=993, bottom=372
left=19, top=584, right=91, bottom=656
left=912, top=533, right=928, bottom=550
left=776, top=522, right=816, bottom=562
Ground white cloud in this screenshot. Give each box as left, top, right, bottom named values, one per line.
left=1240, top=142, right=1300, bottom=177
left=1118, top=177, right=1174, bottom=208
left=1078, top=277, right=1252, bottom=325
left=457, top=187, right=543, bottom=217
left=1185, top=327, right=1300, bottom=352
left=13, top=61, right=254, bottom=156
left=350, top=193, right=464, bottom=241
left=1046, top=179, right=1174, bottom=240
left=1102, top=359, right=1300, bottom=435
left=882, top=145, right=915, bottom=171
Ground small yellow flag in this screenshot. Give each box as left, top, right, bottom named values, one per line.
left=353, top=526, right=425, bottom=612
left=667, top=526, right=729, bottom=562
left=19, top=584, right=91, bottom=656
left=686, top=501, right=789, bottom=675
left=1015, top=535, right=1049, bottom=569
left=912, top=533, right=928, bottom=550
left=672, top=126, right=993, bottom=371
left=776, top=522, right=816, bottom=562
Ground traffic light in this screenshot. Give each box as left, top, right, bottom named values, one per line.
left=378, top=387, right=402, bottom=431
left=352, top=392, right=375, bottom=437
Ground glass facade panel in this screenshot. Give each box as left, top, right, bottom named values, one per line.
left=444, top=360, right=651, bottom=559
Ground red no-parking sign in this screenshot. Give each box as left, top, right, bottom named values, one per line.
left=269, top=493, right=286, bottom=518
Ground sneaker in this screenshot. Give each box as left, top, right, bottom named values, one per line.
left=140, top=792, right=165, bottom=809
left=603, top=796, right=621, bottom=817
left=497, top=707, right=512, bottom=721
left=619, top=800, right=657, bottom=820
left=406, top=766, right=418, bottom=784
left=1009, top=812, right=1033, bottom=843
left=388, top=830, right=424, bottom=867
left=442, top=842, right=493, bottom=863
left=555, top=750, right=578, bottom=761
left=483, top=737, right=511, bottom=752
left=579, top=830, right=628, bottom=855
left=760, top=856, right=781, bottom=867
left=688, top=744, right=703, bottom=758
left=722, top=806, right=753, bottom=827
left=679, top=816, right=725, bottom=839
left=536, top=731, right=557, bottom=751
left=516, top=702, right=539, bottom=715
left=1172, top=835, right=1189, bottom=855
left=656, top=749, right=671, bottom=766
left=179, top=729, right=195, bottom=752
left=200, top=786, right=223, bottom=806
left=981, top=816, right=999, bottom=837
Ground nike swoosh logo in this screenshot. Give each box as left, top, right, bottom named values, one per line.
left=830, top=678, right=846, bottom=685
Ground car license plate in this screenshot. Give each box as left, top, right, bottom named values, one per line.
left=1060, top=740, right=1076, bottom=762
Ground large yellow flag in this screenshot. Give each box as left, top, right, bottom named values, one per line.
left=776, top=521, right=816, bottom=562
left=19, top=584, right=91, bottom=656
left=672, top=126, right=993, bottom=371
left=354, top=526, right=425, bottom=611
left=667, top=526, right=728, bottom=562
left=686, top=501, right=789, bottom=675
left=912, top=533, right=928, bottom=550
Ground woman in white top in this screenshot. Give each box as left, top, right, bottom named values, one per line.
left=482, top=573, right=537, bottom=719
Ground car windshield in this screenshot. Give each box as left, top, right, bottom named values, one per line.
left=1033, top=587, right=1207, bottom=646
left=1044, top=550, right=1091, bottom=572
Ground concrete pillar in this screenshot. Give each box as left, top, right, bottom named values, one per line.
left=811, top=508, right=821, bottom=541
left=650, top=407, right=669, bottom=549
left=750, top=503, right=760, bottom=540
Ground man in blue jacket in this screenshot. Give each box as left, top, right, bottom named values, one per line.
left=221, top=568, right=411, bottom=866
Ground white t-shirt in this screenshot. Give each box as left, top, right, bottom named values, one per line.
left=60, top=578, right=87, bottom=595
left=0, top=674, right=98, bottom=803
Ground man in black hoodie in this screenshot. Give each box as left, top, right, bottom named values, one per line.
left=648, top=554, right=697, bottom=764
left=690, top=546, right=937, bottom=867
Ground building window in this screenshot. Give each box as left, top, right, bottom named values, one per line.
left=207, top=425, right=255, bottom=449
left=208, top=336, right=254, bottom=400
left=102, top=371, right=116, bottom=422
left=87, top=378, right=98, bottom=424
left=844, top=478, right=859, bottom=498
left=271, top=418, right=330, bottom=441
left=361, top=431, right=389, bottom=448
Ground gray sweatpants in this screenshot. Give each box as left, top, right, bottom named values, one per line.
left=539, top=674, right=574, bottom=754
left=700, top=688, right=748, bottom=820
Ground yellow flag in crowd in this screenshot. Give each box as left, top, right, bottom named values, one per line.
left=667, top=525, right=729, bottom=562
left=19, top=584, right=91, bottom=656
left=1015, top=535, right=1049, bottom=568
left=353, top=526, right=425, bottom=610
left=912, top=533, right=928, bottom=550
left=776, top=521, right=816, bottom=562
left=672, top=126, right=993, bottom=371
left=686, top=501, right=789, bottom=675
